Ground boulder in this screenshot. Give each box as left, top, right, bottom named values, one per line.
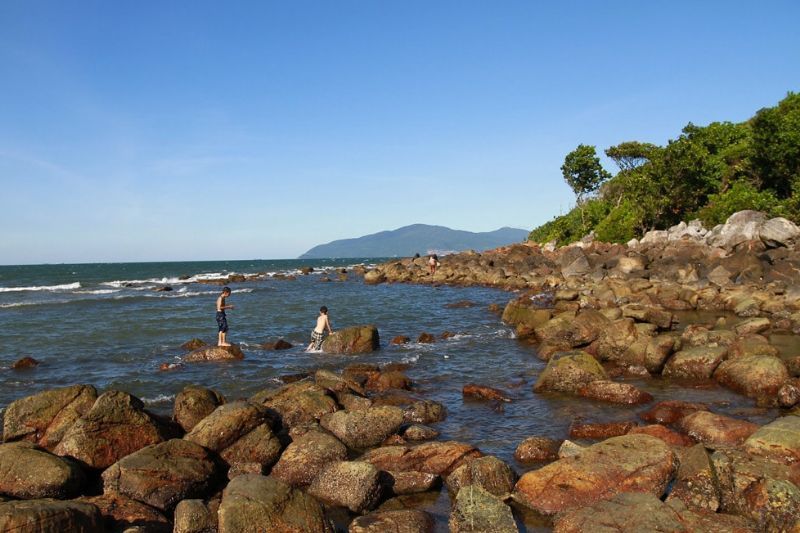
left=362, top=441, right=482, bottom=477
left=665, top=444, right=720, bottom=511
left=349, top=510, right=434, bottom=533
left=416, top=332, right=436, bottom=343
left=462, top=383, right=511, bottom=402
left=779, top=380, right=800, bottom=408
left=403, top=400, right=446, bottom=424
left=713, top=354, right=789, bottom=400
left=0, top=499, right=102, bottom=533
left=102, top=439, right=218, bottom=512
left=173, top=385, right=226, bottom=432
left=534, top=310, right=610, bottom=350
left=307, top=461, right=382, bottom=513
left=261, top=339, right=293, bottom=350
left=252, top=381, right=338, bottom=428
left=743, top=415, right=800, bottom=464
left=712, top=448, right=800, bottom=531
left=760, top=217, right=800, bottom=247
left=445, top=456, right=515, bottom=498
left=320, top=406, right=404, bottom=449
left=270, top=430, right=347, bottom=487
left=183, top=345, right=245, bottom=362
left=501, top=300, right=552, bottom=338
left=577, top=380, right=653, bottom=405
left=512, top=434, right=678, bottom=515
left=662, top=346, right=728, bottom=380
left=218, top=423, right=283, bottom=472
left=402, top=425, right=439, bottom=441
left=174, top=499, right=216, bottom=533
left=2, top=384, right=97, bottom=450
left=643, top=334, right=679, bottom=373
left=218, top=474, right=331, bottom=533
left=640, top=400, right=707, bottom=425
left=449, top=485, right=518, bottom=533
left=533, top=351, right=607, bottom=393
left=514, top=436, right=560, bottom=463
left=54, top=390, right=167, bottom=469
left=322, top=325, right=380, bottom=354
left=390, top=335, right=410, bottom=345
left=628, top=424, right=695, bottom=447
left=569, top=421, right=637, bottom=440
left=79, top=493, right=170, bottom=532
left=364, top=270, right=386, bottom=284
left=384, top=471, right=439, bottom=495
left=733, top=317, right=771, bottom=336
left=184, top=401, right=271, bottom=452
left=11, top=356, right=39, bottom=369
left=365, top=370, right=411, bottom=392
left=315, top=369, right=365, bottom=395
left=707, top=210, right=767, bottom=249
left=678, top=411, right=759, bottom=447
left=0, top=441, right=84, bottom=499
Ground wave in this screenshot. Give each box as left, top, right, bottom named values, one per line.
left=102, top=272, right=230, bottom=288
left=140, top=393, right=175, bottom=405
left=0, top=282, right=81, bottom=293
left=75, top=289, right=120, bottom=295
left=0, top=300, right=69, bottom=308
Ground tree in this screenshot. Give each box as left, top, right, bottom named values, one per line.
left=604, top=141, right=661, bottom=171
left=561, top=144, right=611, bottom=202
left=750, top=92, right=800, bottom=197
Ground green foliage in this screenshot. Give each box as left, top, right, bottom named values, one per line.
left=696, top=181, right=781, bottom=227
left=561, top=144, right=611, bottom=201
left=750, top=92, right=800, bottom=197
left=529, top=92, right=800, bottom=243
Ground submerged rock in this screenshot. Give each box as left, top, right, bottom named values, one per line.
left=11, top=356, right=39, bottom=369
left=462, top=383, right=511, bottom=402
left=512, top=434, right=678, bottom=515
left=362, top=441, right=482, bottom=477
left=576, top=380, right=653, bottom=405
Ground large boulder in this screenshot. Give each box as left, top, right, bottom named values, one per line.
left=743, top=415, right=800, bottom=464
left=322, top=325, right=380, bottom=354
left=54, top=391, right=167, bottom=469
left=79, top=493, right=170, bottom=532
left=362, top=441, right=482, bottom=477
left=320, top=406, right=404, bottom=449
left=713, top=354, right=789, bottom=400
left=449, top=485, right=518, bottom=533
left=173, top=385, right=226, bottom=432
left=512, top=434, right=678, bottom=515
left=270, top=430, right=348, bottom=487
left=501, top=300, right=552, bottom=338
left=2, top=384, right=97, bottom=450
left=662, top=346, right=728, bottom=380
left=533, top=351, right=607, bottom=393
left=218, top=474, right=331, bottom=533
left=218, top=423, right=283, bottom=473
left=307, top=461, right=382, bottom=513
left=251, top=381, right=338, bottom=428
left=101, top=439, right=218, bottom=512
left=534, top=310, right=610, bottom=351
left=349, top=510, right=434, bottom=533
left=706, top=210, right=767, bottom=249
left=183, top=344, right=245, bottom=362
left=678, top=411, right=759, bottom=447
left=0, top=441, right=84, bottom=499
left=665, top=444, right=720, bottom=511
left=184, top=401, right=270, bottom=452
left=445, top=456, right=516, bottom=498
left=0, top=499, right=102, bottom=533
left=760, top=217, right=800, bottom=247
left=402, top=400, right=446, bottom=424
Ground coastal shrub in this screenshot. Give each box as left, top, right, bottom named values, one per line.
left=750, top=92, right=800, bottom=197
left=696, top=181, right=781, bottom=227
left=594, top=200, right=641, bottom=243
left=529, top=199, right=610, bottom=245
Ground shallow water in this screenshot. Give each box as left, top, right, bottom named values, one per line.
left=0, top=260, right=779, bottom=531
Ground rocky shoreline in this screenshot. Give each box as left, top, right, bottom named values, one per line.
left=2, top=210, right=800, bottom=532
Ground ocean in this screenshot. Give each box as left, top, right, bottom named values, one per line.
left=0, top=258, right=776, bottom=529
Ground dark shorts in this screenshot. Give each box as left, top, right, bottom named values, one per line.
left=310, top=330, right=324, bottom=350
left=216, top=311, right=228, bottom=333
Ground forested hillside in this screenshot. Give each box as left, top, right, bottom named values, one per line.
left=530, top=92, right=800, bottom=244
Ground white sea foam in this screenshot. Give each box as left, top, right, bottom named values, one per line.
left=0, top=282, right=81, bottom=293
left=401, top=354, right=420, bottom=364
left=0, top=300, right=69, bottom=308
left=141, top=393, right=175, bottom=405
left=75, top=289, right=120, bottom=295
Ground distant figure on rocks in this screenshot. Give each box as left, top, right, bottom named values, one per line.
left=216, top=287, right=234, bottom=346
left=307, top=306, right=333, bottom=351
left=429, top=254, right=440, bottom=276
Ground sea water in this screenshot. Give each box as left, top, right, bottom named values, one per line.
left=0, top=259, right=777, bottom=529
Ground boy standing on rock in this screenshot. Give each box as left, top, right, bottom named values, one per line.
left=307, top=306, right=333, bottom=351
left=216, top=287, right=234, bottom=346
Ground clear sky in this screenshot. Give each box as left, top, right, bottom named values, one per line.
left=1, top=1, right=799, bottom=264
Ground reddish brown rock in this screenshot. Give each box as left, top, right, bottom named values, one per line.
left=462, top=383, right=511, bottom=402
left=11, top=356, right=39, bottom=370
left=173, top=385, right=226, bottom=432
left=569, top=421, right=637, bottom=440
left=577, top=380, right=653, bottom=405
left=80, top=493, right=170, bottom=532
left=320, top=405, right=405, bottom=449
left=665, top=444, right=720, bottom=511
left=184, top=344, right=245, bottom=362
left=180, top=338, right=207, bottom=351
left=349, top=509, right=434, bottom=533
left=366, top=370, right=411, bottom=392
left=270, top=430, right=348, bottom=487
left=390, top=335, right=411, bottom=345
left=261, top=339, right=293, bottom=350
left=445, top=456, right=516, bottom=498
left=384, top=471, right=439, bottom=495
left=362, top=441, right=482, bottom=477
left=251, top=381, right=338, bottom=428
left=678, top=411, right=759, bottom=447
left=640, top=400, right=708, bottom=425
left=0, top=500, right=102, bottom=532
left=0, top=441, right=85, bottom=499
left=628, top=424, right=695, bottom=447
left=512, top=434, right=678, bottom=515
left=417, top=332, right=436, bottom=343
left=54, top=390, right=167, bottom=469
left=713, top=354, right=789, bottom=400
left=2, top=384, right=97, bottom=450
left=533, top=351, right=607, bottom=394
left=514, top=436, right=560, bottom=463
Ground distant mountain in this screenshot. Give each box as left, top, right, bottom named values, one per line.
left=299, top=224, right=529, bottom=259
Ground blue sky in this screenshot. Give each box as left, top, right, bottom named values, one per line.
left=1, top=1, right=798, bottom=264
